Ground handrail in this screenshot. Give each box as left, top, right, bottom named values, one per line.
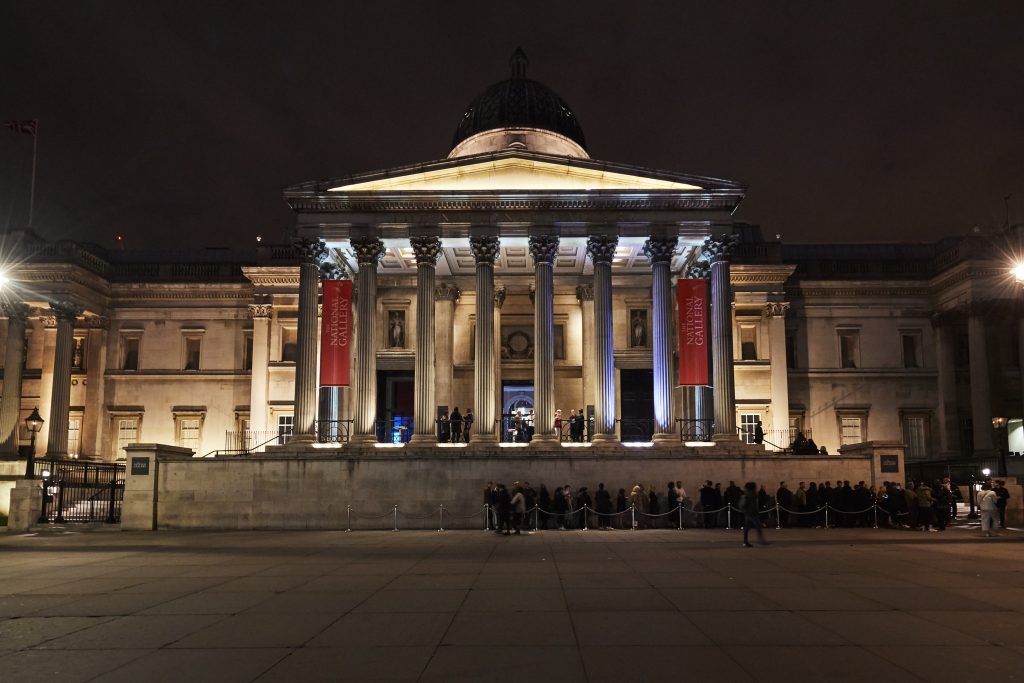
left=202, top=432, right=284, bottom=458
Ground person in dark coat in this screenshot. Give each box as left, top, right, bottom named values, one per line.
left=740, top=481, right=767, bottom=547
left=483, top=481, right=495, bottom=530
left=667, top=482, right=679, bottom=528
left=449, top=407, right=463, bottom=443
left=462, top=408, right=474, bottom=442
left=995, top=480, right=1010, bottom=529
left=699, top=481, right=715, bottom=529
left=495, top=484, right=512, bottom=536
left=775, top=482, right=793, bottom=527
left=523, top=482, right=536, bottom=529
left=538, top=484, right=551, bottom=529
left=931, top=479, right=950, bottom=531
left=553, top=486, right=568, bottom=530
left=724, top=481, right=743, bottom=526
left=576, top=487, right=593, bottom=529
left=616, top=488, right=628, bottom=529
left=648, top=486, right=660, bottom=529
left=807, top=482, right=822, bottom=527
left=594, top=483, right=612, bottom=529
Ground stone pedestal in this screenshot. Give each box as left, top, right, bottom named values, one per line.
left=121, top=444, right=195, bottom=531
left=6, top=479, right=42, bottom=531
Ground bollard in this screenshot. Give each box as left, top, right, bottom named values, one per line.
left=346, top=505, right=352, bottom=532
left=439, top=504, right=444, bottom=532
left=873, top=504, right=879, bottom=529
left=583, top=506, right=589, bottom=531
left=824, top=505, right=829, bottom=529
left=775, top=503, right=781, bottom=530
left=393, top=504, right=399, bottom=532
left=678, top=505, right=683, bottom=531
left=483, top=504, right=489, bottom=531
left=630, top=505, right=636, bottom=531
left=534, top=506, right=539, bottom=532
left=727, top=505, right=732, bottom=530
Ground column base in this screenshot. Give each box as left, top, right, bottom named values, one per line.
left=470, top=434, right=499, bottom=445
left=349, top=433, right=378, bottom=446
left=408, top=434, right=438, bottom=446
left=652, top=432, right=677, bottom=448
left=712, top=433, right=741, bottom=442
left=591, top=433, right=618, bottom=443
left=529, top=434, right=560, bottom=448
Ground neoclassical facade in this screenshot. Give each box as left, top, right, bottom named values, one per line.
left=2, top=54, right=1023, bottom=477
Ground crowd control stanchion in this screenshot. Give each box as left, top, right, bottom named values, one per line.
left=775, top=502, right=782, bottom=530
left=346, top=505, right=352, bottom=532
left=824, top=505, right=830, bottom=529
left=630, top=505, right=636, bottom=531
left=583, top=506, right=590, bottom=531
left=873, top=504, right=879, bottom=529
left=534, top=506, right=539, bottom=532
left=678, top=505, right=684, bottom=530
left=393, top=505, right=399, bottom=532
left=483, top=504, right=490, bottom=531
left=439, top=504, right=445, bottom=532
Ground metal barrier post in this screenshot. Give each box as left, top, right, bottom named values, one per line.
left=873, top=504, right=879, bottom=529
left=55, top=481, right=66, bottom=524
left=630, top=505, right=636, bottom=530
left=726, top=505, right=732, bottom=529
left=346, top=505, right=352, bottom=532
left=393, top=504, right=399, bottom=532
left=678, top=505, right=683, bottom=531
left=583, top=506, right=589, bottom=531
left=775, top=503, right=781, bottom=530
left=534, top=506, right=539, bottom=532
left=824, top=505, right=829, bottom=529
left=106, top=479, right=117, bottom=524
left=439, top=504, right=445, bottom=532
left=483, top=504, right=489, bottom=531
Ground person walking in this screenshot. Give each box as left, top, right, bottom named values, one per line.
left=995, top=480, right=1010, bottom=529
left=978, top=482, right=1000, bottom=537
left=740, top=481, right=767, bottom=547
left=594, top=483, right=612, bottom=530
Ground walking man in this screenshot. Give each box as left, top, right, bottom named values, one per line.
left=740, top=481, right=768, bottom=547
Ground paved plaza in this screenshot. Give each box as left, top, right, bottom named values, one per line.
left=0, top=525, right=1022, bottom=682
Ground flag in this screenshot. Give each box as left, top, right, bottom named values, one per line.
left=677, top=279, right=709, bottom=385
left=3, top=120, right=37, bottom=136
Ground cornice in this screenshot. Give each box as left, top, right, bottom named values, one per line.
left=241, top=266, right=300, bottom=288
left=730, top=264, right=797, bottom=286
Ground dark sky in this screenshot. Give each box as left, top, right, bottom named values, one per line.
left=2, top=1, right=1023, bottom=249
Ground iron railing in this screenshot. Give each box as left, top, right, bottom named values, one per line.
left=376, top=417, right=413, bottom=444
left=558, top=417, right=593, bottom=443
left=498, top=414, right=533, bottom=443
left=617, top=418, right=655, bottom=443
left=34, top=459, right=125, bottom=523
left=224, top=429, right=292, bottom=453
left=317, top=419, right=353, bottom=444
left=676, top=419, right=715, bottom=442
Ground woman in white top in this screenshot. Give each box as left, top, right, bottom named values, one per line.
left=977, top=482, right=999, bottom=538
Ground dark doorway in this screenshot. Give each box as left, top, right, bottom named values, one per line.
left=500, top=381, right=534, bottom=442
left=377, top=371, right=414, bottom=443
left=619, top=369, right=654, bottom=442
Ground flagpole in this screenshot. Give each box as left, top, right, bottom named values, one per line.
left=28, top=123, right=37, bottom=227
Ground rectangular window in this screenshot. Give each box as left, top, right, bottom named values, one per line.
left=739, top=325, right=758, bottom=360
left=178, top=418, right=201, bottom=452
left=67, top=416, right=82, bottom=458
left=903, top=416, right=927, bottom=459
left=785, top=333, right=797, bottom=368
left=840, top=416, right=863, bottom=445
left=121, top=336, right=140, bottom=371
left=739, top=413, right=761, bottom=444
left=838, top=329, right=860, bottom=369
left=117, top=418, right=139, bottom=458
left=243, top=333, right=254, bottom=371
left=277, top=414, right=294, bottom=445
left=184, top=336, right=202, bottom=371
left=901, top=333, right=921, bottom=369
left=281, top=327, right=297, bottom=362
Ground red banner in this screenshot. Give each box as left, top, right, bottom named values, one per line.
left=677, top=279, right=709, bottom=386
left=320, top=280, right=353, bottom=386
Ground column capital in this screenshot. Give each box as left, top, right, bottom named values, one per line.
left=84, top=315, right=110, bottom=330
left=435, top=282, right=461, bottom=302
left=293, top=236, right=328, bottom=265
left=470, top=236, right=500, bottom=265
left=49, top=300, right=84, bottom=323
left=410, top=236, right=442, bottom=266
left=642, top=237, right=678, bottom=265
left=586, top=235, right=618, bottom=265
left=575, top=284, right=594, bottom=302
left=528, top=235, right=559, bottom=265
left=764, top=302, right=790, bottom=318
left=248, top=303, right=273, bottom=319
left=684, top=258, right=710, bottom=280
left=1, top=302, right=31, bottom=324
left=494, top=286, right=507, bottom=309
left=701, top=234, right=740, bottom=264
left=350, top=236, right=385, bottom=266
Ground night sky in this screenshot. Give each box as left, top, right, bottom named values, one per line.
left=2, top=1, right=1023, bottom=250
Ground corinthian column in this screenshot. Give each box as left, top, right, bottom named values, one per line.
left=530, top=235, right=559, bottom=444
left=410, top=236, right=442, bottom=444
left=493, top=286, right=506, bottom=428
left=289, top=238, right=327, bottom=445
left=587, top=235, right=618, bottom=443
left=766, top=302, right=791, bottom=447
left=434, top=283, right=460, bottom=422
left=350, top=236, right=386, bottom=444
left=705, top=234, right=739, bottom=441
left=248, top=302, right=272, bottom=433
left=470, top=235, right=500, bottom=444
left=644, top=237, right=678, bottom=443
left=0, top=303, right=30, bottom=455
left=576, top=285, right=595, bottom=430
left=46, top=300, right=84, bottom=457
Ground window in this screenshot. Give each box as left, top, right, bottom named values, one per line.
left=178, top=419, right=201, bottom=452
left=243, top=333, right=253, bottom=371
left=277, top=414, right=294, bottom=445
left=739, top=413, right=761, bottom=444
left=281, top=327, right=297, bottom=362
left=739, top=325, right=758, bottom=360
left=121, top=336, right=140, bottom=371
left=840, top=416, right=863, bottom=445
left=184, top=336, right=202, bottom=371
left=902, top=416, right=928, bottom=459
left=901, top=332, right=921, bottom=369
left=67, top=415, right=82, bottom=458
left=838, top=329, right=860, bottom=368
left=785, top=333, right=797, bottom=368
left=116, top=418, right=139, bottom=458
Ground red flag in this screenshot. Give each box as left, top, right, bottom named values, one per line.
left=3, top=119, right=37, bottom=136
left=320, top=280, right=353, bottom=386
left=677, top=279, right=709, bottom=386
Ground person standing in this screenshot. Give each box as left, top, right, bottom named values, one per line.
left=496, top=484, right=512, bottom=536
left=595, top=483, right=612, bottom=530
left=916, top=481, right=935, bottom=532
left=576, top=486, right=593, bottom=529
left=616, top=488, right=628, bottom=529
left=978, top=482, right=999, bottom=537
left=793, top=482, right=807, bottom=527
left=648, top=485, right=660, bottom=529
left=932, top=479, right=950, bottom=532
left=510, top=485, right=525, bottom=535
left=483, top=481, right=495, bottom=530
left=449, top=407, right=463, bottom=443
left=740, top=482, right=767, bottom=547
left=553, top=486, right=568, bottom=530
left=462, top=408, right=474, bottom=442
left=630, top=485, right=645, bottom=529
left=776, top=482, right=793, bottom=528
left=995, top=480, right=1010, bottom=529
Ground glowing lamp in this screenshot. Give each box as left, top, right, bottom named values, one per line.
left=1013, top=262, right=1024, bottom=284
left=982, top=468, right=992, bottom=477
left=992, top=416, right=1008, bottom=429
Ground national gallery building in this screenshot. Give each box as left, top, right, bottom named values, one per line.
left=2, top=52, right=1023, bottom=527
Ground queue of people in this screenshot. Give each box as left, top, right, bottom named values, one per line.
left=481, top=476, right=1011, bottom=537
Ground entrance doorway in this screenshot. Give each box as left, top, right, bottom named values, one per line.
left=377, top=371, right=413, bottom=443
left=619, top=369, right=654, bottom=442
left=501, top=381, right=534, bottom=442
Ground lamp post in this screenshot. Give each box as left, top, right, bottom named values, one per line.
left=24, top=407, right=44, bottom=479
left=992, top=416, right=1009, bottom=477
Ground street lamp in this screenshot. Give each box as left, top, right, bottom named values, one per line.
left=24, top=407, right=44, bottom=479
left=992, top=416, right=1009, bottom=477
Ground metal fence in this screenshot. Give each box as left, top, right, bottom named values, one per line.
left=33, top=459, right=125, bottom=524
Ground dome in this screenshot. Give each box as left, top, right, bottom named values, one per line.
left=450, top=48, right=587, bottom=158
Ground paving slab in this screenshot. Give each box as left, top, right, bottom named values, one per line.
left=257, top=646, right=435, bottom=682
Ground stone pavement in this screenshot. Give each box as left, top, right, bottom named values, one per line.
left=0, top=524, right=1022, bottom=682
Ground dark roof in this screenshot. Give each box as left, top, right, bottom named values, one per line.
left=451, top=49, right=586, bottom=151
